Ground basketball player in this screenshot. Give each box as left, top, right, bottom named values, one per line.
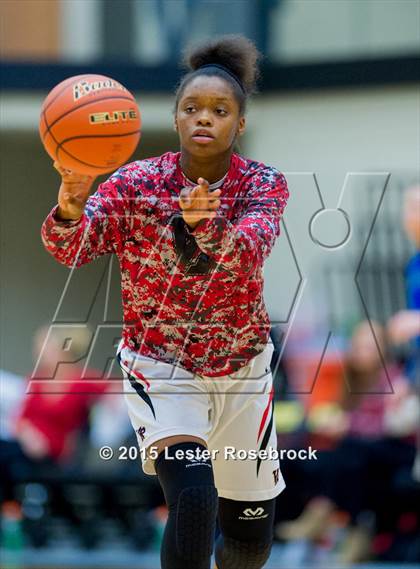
left=42, top=36, right=289, bottom=569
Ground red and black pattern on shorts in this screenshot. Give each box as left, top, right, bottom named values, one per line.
left=41, top=152, right=289, bottom=377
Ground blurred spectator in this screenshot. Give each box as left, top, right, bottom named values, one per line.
left=0, top=325, right=114, bottom=503
left=388, top=185, right=420, bottom=350
left=388, top=184, right=420, bottom=482
left=0, top=369, right=25, bottom=442
left=276, top=320, right=419, bottom=563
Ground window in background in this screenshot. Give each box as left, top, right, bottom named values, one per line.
left=269, top=0, right=420, bottom=63
left=131, top=0, right=273, bottom=64
left=60, top=0, right=102, bottom=62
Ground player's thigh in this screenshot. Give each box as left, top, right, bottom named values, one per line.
left=209, top=398, right=283, bottom=500
left=119, top=348, right=211, bottom=474
left=148, top=434, right=207, bottom=459
left=209, top=345, right=285, bottom=501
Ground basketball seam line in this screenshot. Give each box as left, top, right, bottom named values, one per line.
left=56, top=129, right=141, bottom=170
left=41, top=95, right=137, bottom=140
left=42, top=75, right=94, bottom=153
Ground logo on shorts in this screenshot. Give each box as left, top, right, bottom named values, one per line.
left=273, top=468, right=280, bottom=485
left=137, top=426, right=146, bottom=441
left=239, top=507, right=269, bottom=520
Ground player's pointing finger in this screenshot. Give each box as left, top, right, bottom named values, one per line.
left=197, top=177, right=209, bottom=189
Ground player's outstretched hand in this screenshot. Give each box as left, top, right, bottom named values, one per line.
left=179, top=177, right=221, bottom=229
left=54, top=161, right=97, bottom=221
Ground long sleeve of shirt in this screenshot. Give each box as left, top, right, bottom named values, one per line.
left=41, top=168, right=133, bottom=268
left=190, top=169, right=288, bottom=275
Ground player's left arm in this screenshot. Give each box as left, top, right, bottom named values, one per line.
left=190, top=169, right=289, bottom=275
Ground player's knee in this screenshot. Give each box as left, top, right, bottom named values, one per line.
left=216, top=536, right=272, bottom=569
left=155, top=442, right=218, bottom=565
left=176, top=484, right=218, bottom=558
left=216, top=497, right=276, bottom=569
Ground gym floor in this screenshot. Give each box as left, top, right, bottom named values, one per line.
left=14, top=546, right=420, bottom=569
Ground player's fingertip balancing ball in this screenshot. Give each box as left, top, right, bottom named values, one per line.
left=39, top=74, right=141, bottom=175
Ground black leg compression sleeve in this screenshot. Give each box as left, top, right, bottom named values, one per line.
left=215, top=497, right=276, bottom=569
left=155, top=442, right=218, bottom=569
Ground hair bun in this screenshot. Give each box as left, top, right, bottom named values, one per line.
left=182, top=34, right=260, bottom=95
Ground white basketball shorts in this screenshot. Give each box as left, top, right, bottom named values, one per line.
left=117, top=340, right=285, bottom=501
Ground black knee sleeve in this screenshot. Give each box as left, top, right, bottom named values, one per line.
left=215, top=497, right=276, bottom=569
left=155, top=442, right=218, bottom=569
left=216, top=537, right=272, bottom=568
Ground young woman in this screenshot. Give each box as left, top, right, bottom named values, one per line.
left=42, top=35, right=289, bottom=569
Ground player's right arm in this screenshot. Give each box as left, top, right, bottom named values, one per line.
left=41, top=162, right=133, bottom=268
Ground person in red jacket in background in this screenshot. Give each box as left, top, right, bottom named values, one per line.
left=1, top=325, right=110, bottom=502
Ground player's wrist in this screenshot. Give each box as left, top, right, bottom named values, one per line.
left=182, top=211, right=215, bottom=230
left=186, top=219, right=200, bottom=230
left=55, top=205, right=83, bottom=222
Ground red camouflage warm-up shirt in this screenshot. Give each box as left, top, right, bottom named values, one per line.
left=41, top=151, right=289, bottom=377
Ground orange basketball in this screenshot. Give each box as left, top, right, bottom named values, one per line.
left=39, top=74, right=141, bottom=176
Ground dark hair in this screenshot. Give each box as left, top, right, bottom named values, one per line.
left=174, top=35, right=261, bottom=115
